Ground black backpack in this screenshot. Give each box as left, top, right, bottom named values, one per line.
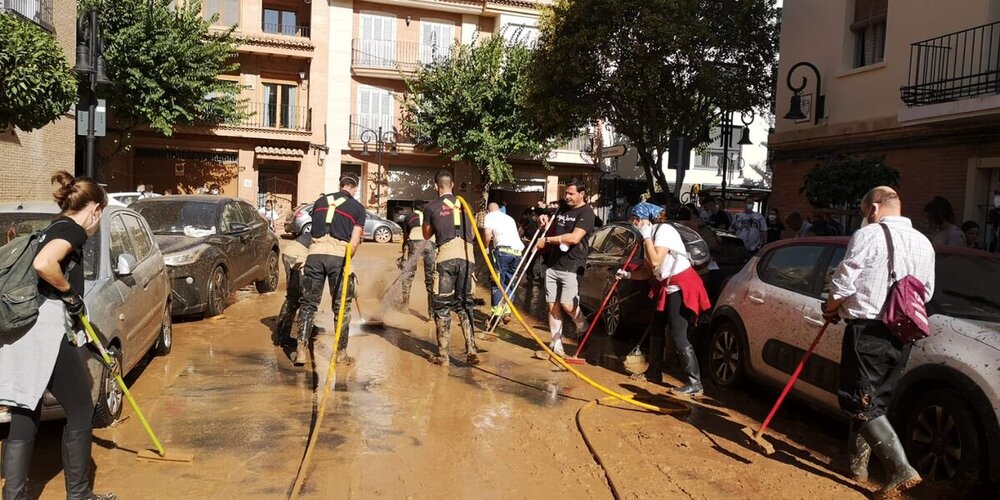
left=0, top=232, right=46, bottom=339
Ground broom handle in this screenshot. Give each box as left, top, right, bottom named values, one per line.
left=79, top=314, right=166, bottom=456
left=755, top=321, right=830, bottom=437
left=572, top=241, right=640, bottom=358
left=487, top=212, right=558, bottom=334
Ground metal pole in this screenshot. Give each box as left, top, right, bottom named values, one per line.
left=85, top=8, right=98, bottom=179
left=720, top=111, right=730, bottom=210
left=376, top=126, right=383, bottom=217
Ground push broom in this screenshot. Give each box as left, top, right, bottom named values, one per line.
left=564, top=242, right=640, bottom=365
left=78, top=313, right=194, bottom=463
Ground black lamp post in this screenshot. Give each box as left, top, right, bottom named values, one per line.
left=783, top=61, right=825, bottom=125
left=75, top=7, right=111, bottom=179
left=359, top=126, right=399, bottom=216
left=718, top=111, right=754, bottom=209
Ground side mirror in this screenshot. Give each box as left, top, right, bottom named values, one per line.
left=229, top=222, right=249, bottom=234
left=116, top=253, right=138, bottom=276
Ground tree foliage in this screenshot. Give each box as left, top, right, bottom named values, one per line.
left=0, top=14, right=77, bottom=132
left=86, top=0, right=242, bottom=145
left=528, top=0, right=779, bottom=196
left=802, top=155, right=901, bottom=209
left=403, top=33, right=556, bottom=194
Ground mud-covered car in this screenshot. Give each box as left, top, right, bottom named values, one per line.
left=578, top=222, right=749, bottom=337
left=131, top=196, right=280, bottom=317
left=283, top=201, right=402, bottom=243
left=0, top=201, right=172, bottom=428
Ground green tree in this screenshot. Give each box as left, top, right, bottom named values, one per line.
left=802, top=155, right=901, bottom=209
left=527, top=0, right=779, bottom=196
left=403, top=33, right=558, bottom=204
left=0, top=13, right=77, bottom=132
left=85, top=0, right=243, bottom=157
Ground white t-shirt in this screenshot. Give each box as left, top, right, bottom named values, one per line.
left=652, top=224, right=692, bottom=290
left=484, top=211, right=524, bottom=251
left=259, top=208, right=280, bottom=231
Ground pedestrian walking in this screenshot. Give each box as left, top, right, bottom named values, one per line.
left=784, top=212, right=812, bottom=238
left=398, top=201, right=436, bottom=318
left=483, top=202, right=524, bottom=325
left=730, top=197, right=767, bottom=252
left=273, top=231, right=311, bottom=346
left=536, top=179, right=596, bottom=356
left=923, top=196, right=965, bottom=246
left=765, top=208, right=784, bottom=244
left=294, top=175, right=366, bottom=367
left=259, top=200, right=280, bottom=233
left=0, top=171, right=116, bottom=500
left=618, top=203, right=710, bottom=396
left=423, top=171, right=479, bottom=366
left=822, top=186, right=932, bottom=498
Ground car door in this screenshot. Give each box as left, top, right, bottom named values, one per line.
left=742, top=244, right=830, bottom=397
left=219, top=202, right=252, bottom=285
left=107, top=215, right=145, bottom=368
left=579, top=226, right=617, bottom=311
left=120, top=214, right=168, bottom=358
left=237, top=201, right=266, bottom=276
left=795, top=245, right=849, bottom=407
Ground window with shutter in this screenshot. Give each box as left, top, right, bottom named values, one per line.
left=851, top=0, right=887, bottom=68
left=360, top=13, right=396, bottom=68
left=357, top=86, right=393, bottom=136
left=203, top=0, right=238, bottom=27
left=420, top=20, right=455, bottom=64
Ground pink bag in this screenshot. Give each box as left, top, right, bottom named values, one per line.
left=879, top=224, right=931, bottom=343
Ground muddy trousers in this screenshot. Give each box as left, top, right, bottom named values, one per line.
left=647, top=292, right=698, bottom=385
left=275, top=254, right=303, bottom=342
left=298, top=253, right=352, bottom=354
left=490, top=251, right=521, bottom=314
left=4, top=341, right=100, bottom=500
left=400, top=240, right=436, bottom=313
left=838, top=320, right=912, bottom=422
left=432, top=258, right=477, bottom=357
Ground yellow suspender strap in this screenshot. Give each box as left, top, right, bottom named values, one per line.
left=324, top=195, right=348, bottom=224
left=442, top=199, right=461, bottom=227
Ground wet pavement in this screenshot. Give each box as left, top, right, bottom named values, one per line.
left=4, top=242, right=955, bottom=498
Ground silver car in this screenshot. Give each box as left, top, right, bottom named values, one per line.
left=0, top=202, right=172, bottom=428
left=708, top=236, right=1000, bottom=495
left=283, top=202, right=402, bottom=243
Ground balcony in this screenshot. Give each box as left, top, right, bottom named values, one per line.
left=349, top=115, right=412, bottom=143
left=557, top=134, right=594, bottom=152
left=2, top=0, right=53, bottom=31
left=351, top=39, right=455, bottom=78
left=261, top=22, right=310, bottom=38
left=900, top=21, right=1000, bottom=106
left=236, top=102, right=311, bottom=132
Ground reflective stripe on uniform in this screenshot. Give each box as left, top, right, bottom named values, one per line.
left=442, top=198, right=461, bottom=227
left=324, top=194, right=350, bottom=224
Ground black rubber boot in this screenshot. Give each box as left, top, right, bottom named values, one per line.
left=62, top=428, right=116, bottom=500
left=645, top=333, right=665, bottom=384
left=2, top=439, right=33, bottom=500
left=274, top=300, right=294, bottom=346
left=859, top=416, right=921, bottom=499
left=430, top=316, right=451, bottom=366
left=847, top=419, right=871, bottom=482
left=669, top=346, right=704, bottom=397
left=292, top=317, right=314, bottom=367
left=459, top=309, right=479, bottom=365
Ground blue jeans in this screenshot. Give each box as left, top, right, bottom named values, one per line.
left=491, top=251, right=521, bottom=312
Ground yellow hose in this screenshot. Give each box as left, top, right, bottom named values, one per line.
left=289, top=244, right=354, bottom=499
left=456, top=196, right=688, bottom=415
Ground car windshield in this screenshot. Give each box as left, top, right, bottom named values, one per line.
left=932, top=253, right=1000, bottom=322
left=0, top=213, right=100, bottom=281
left=114, top=194, right=141, bottom=206
left=133, top=201, right=218, bottom=235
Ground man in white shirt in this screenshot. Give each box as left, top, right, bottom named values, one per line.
left=730, top=197, right=767, bottom=251
left=822, top=186, right=933, bottom=499
left=259, top=200, right=280, bottom=232
left=483, top=202, right=524, bottom=323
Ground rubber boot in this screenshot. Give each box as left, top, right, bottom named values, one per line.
left=644, top=333, right=665, bottom=384
left=273, top=300, right=294, bottom=346
left=459, top=309, right=479, bottom=365
left=669, top=346, right=704, bottom=397
left=430, top=316, right=451, bottom=366
left=2, top=439, right=33, bottom=500
left=847, top=419, right=871, bottom=482
left=62, top=428, right=116, bottom=500
left=859, top=416, right=921, bottom=499
left=292, top=317, right=313, bottom=367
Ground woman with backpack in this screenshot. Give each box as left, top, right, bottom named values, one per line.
left=0, top=171, right=115, bottom=500
left=617, top=203, right=711, bottom=397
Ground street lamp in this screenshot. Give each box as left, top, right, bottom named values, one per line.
left=718, top=111, right=753, bottom=208
left=75, top=7, right=111, bottom=179
left=783, top=61, right=826, bottom=125
left=359, top=126, right=399, bottom=216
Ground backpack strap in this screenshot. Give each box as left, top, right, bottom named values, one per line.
left=879, top=222, right=897, bottom=283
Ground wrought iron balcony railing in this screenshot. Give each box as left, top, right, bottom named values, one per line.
left=351, top=39, right=455, bottom=73
left=261, top=22, right=310, bottom=38
left=901, top=21, right=1000, bottom=106
left=349, top=115, right=412, bottom=142
left=238, top=102, right=310, bottom=131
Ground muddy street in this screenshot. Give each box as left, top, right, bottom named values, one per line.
left=5, top=242, right=948, bottom=499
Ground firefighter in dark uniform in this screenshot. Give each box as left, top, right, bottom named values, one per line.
left=273, top=231, right=311, bottom=346
left=423, top=170, right=479, bottom=367
left=294, top=175, right=366, bottom=366
left=399, top=201, right=436, bottom=318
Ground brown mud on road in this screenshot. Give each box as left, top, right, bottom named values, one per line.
left=6, top=243, right=945, bottom=499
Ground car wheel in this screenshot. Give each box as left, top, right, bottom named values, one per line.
left=205, top=266, right=228, bottom=317
left=903, top=389, right=985, bottom=491
left=256, top=250, right=280, bottom=293
left=92, top=345, right=124, bottom=428
left=154, top=304, right=172, bottom=356
left=708, top=321, right=747, bottom=388
left=301, top=222, right=312, bottom=236
left=374, top=226, right=392, bottom=243
left=603, top=291, right=622, bottom=336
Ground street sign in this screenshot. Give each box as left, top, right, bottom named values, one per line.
left=76, top=99, right=106, bottom=137
left=600, top=144, right=627, bottom=158
left=667, top=135, right=692, bottom=170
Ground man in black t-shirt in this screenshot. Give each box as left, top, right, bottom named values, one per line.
left=397, top=201, right=436, bottom=317
left=295, top=175, right=367, bottom=367
left=536, top=179, right=596, bottom=356
left=423, top=170, right=479, bottom=367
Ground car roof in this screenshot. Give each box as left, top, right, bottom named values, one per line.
left=760, top=235, right=1000, bottom=259
left=131, top=195, right=233, bottom=204
left=0, top=200, right=144, bottom=218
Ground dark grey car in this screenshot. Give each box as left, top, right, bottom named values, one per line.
left=283, top=202, right=402, bottom=243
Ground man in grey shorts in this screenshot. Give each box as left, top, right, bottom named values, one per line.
left=536, top=179, right=596, bottom=356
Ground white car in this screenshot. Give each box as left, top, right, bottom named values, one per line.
left=107, top=192, right=161, bottom=207
left=707, top=236, right=1000, bottom=495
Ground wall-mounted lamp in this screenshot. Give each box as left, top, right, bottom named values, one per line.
left=298, top=70, right=306, bottom=81
left=405, top=15, right=411, bottom=26
left=783, top=61, right=826, bottom=125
